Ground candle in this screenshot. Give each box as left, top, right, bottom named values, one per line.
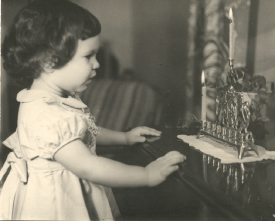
left=229, top=8, right=235, bottom=60
left=201, top=71, right=207, bottom=121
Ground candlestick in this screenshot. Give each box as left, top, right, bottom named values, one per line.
left=201, top=71, right=207, bottom=121
left=229, top=8, right=235, bottom=62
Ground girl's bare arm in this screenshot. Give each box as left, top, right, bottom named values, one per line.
left=54, top=139, right=184, bottom=187
left=96, top=127, right=162, bottom=146
left=96, top=127, right=128, bottom=146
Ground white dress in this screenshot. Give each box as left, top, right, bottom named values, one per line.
left=0, top=89, right=121, bottom=220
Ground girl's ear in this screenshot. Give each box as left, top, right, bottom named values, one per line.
left=44, top=66, right=54, bottom=73
left=43, top=60, right=56, bottom=73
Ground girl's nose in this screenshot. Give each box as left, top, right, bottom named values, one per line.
left=93, top=59, right=100, bottom=70
left=90, top=59, right=100, bottom=78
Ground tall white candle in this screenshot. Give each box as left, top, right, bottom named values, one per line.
left=229, top=8, right=235, bottom=60
left=201, top=71, right=207, bottom=121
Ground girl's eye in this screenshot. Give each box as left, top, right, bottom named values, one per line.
left=85, top=54, right=94, bottom=59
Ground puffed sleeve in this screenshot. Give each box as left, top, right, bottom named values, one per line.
left=2, top=131, right=22, bottom=158
left=28, top=107, right=88, bottom=160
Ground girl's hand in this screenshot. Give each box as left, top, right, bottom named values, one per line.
left=145, top=151, right=186, bottom=187
left=125, top=126, right=162, bottom=145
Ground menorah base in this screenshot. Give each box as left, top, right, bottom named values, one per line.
left=197, top=130, right=259, bottom=159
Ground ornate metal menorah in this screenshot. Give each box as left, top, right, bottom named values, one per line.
left=197, top=68, right=259, bottom=159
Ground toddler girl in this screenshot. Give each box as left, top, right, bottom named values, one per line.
left=0, top=0, right=185, bottom=220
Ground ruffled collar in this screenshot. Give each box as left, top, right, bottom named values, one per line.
left=17, top=89, right=87, bottom=109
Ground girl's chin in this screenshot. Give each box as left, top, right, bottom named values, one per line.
left=85, top=79, right=92, bottom=85
left=76, top=86, right=87, bottom=92
left=73, top=82, right=91, bottom=93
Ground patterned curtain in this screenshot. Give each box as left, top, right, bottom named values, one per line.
left=204, top=0, right=228, bottom=87
left=203, top=0, right=228, bottom=121
left=185, top=0, right=228, bottom=123
left=184, top=0, right=204, bottom=122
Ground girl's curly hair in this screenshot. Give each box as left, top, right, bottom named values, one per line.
left=2, top=0, right=101, bottom=87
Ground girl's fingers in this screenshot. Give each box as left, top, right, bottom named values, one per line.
left=163, top=155, right=185, bottom=167
left=164, top=151, right=183, bottom=158
left=139, top=127, right=162, bottom=136
left=133, top=136, right=146, bottom=143
left=161, top=154, right=185, bottom=177
left=142, top=126, right=158, bottom=131
left=162, top=165, right=179, bottom=176
left=161, top=152, right=186, bottom=169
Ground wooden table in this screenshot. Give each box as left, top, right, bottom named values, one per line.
left=99, top=128, right=275, bottom=221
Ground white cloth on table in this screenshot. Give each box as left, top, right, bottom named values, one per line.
left=177, top=134, right=275, bottom=164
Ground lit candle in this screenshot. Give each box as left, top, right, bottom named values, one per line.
left=201, top=71, right=207, bottom=121
left=229, top=8, right=235, bottom=60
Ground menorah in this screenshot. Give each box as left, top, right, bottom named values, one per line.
left=197, top=67, right=259, bottom=159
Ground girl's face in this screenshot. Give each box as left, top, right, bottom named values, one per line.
left=46, top=36, right=100, bottom=94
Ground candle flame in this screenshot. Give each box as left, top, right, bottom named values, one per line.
left=201, top=71, right=205, bottom=85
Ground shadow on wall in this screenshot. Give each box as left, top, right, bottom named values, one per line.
left=1, top=0, right=29, bottom=167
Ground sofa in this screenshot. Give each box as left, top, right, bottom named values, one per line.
left=80, top=79, right=163, bottom=132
